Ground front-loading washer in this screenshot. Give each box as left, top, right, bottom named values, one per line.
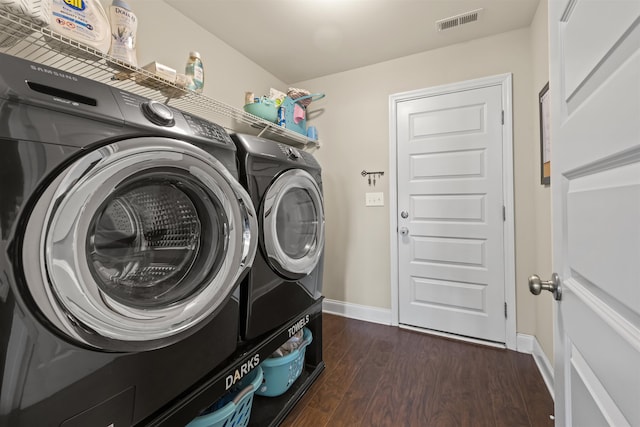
left=231, top=133, right=324, bottom=341
left=0, top=53, right=257, bottom=426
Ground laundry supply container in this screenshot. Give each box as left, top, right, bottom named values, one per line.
left=243, top=99, right=278, bottom=123
left=280, top=93, right=324, bottom=135
left=256, top=328, right=312, bottom=397
left=187, top=366, right=263, bottom=427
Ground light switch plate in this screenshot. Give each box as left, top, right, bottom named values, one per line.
left=365, top=192, right=384, bottom=207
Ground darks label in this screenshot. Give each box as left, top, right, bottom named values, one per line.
left=225, top=353, right=260, bottom=390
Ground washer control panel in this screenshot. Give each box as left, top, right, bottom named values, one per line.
left=112, top=89, right=231, bottom=146
left=182, top=112, right=232, bottom=144
left=141, top=100, right=175, bottom=127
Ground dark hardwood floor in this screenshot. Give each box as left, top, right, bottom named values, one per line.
left=281, top=314, right=554, bottom=427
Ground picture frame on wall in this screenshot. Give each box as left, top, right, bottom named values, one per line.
left=539, top=82, right=550, bottom=186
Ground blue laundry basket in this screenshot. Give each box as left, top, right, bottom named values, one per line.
left=256, top=328, right=312, bottom=397
left=186, top=366, right=264, bottom=427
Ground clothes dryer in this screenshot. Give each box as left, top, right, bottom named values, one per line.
left=231, top=134, right=324, bottom=341
left=0, top=53, right=257, bottom=426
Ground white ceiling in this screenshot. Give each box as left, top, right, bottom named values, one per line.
left=164, top=0, right=540, bottom=84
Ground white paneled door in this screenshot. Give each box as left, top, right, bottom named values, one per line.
left=396, top=81, right=508, bottom=343
left=548, top=0, right=640, bottom=425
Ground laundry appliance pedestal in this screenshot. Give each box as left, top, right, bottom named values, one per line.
left=144, top=299, right=325, bottom=427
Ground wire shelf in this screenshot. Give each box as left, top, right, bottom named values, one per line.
left=0, top=8, right=318, bottom=147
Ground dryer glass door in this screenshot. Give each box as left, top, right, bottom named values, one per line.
left=263, top=169, right=324, bottom=277
left=22, top=138, right=257, bottom=351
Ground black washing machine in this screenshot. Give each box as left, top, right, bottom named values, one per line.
left=0, top=53, right=258, bottom=426
left=231, top=134, right=324, bottom=341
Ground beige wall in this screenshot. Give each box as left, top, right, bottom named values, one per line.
left=125, top=0, right=554, bottom=354
left=100, top=0, right=286, bottom=128
left=530, top=0, right=555, bottom=362
left=294, top=28, right=543, bottom=336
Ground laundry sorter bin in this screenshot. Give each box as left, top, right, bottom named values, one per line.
left=256, top=328, right=313, bottom=397
left=187, top=366, right=264, bottom=427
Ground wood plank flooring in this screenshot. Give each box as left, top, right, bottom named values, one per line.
left=281, top=314, right=554, bottom=427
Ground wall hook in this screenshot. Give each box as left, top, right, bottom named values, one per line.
left=361, top=170, right=384, bottom=187
left=361, top=170, right=384, bottom=177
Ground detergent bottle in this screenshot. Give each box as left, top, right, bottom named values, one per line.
left=49, top=0, right=111, bottom=55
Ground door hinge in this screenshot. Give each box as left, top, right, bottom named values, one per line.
left=501, top=110, right=504, bottom=125
left=502, top=205, right=506, bottom=221
left=504, top=302, right=508, bottom=318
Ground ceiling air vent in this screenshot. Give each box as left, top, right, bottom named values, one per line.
left=436, top=8, right=483, bottom=32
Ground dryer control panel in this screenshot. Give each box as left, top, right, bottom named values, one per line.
left=232, top=133, right=322, bottom=172
left=283, top=146, right=300, bottom=160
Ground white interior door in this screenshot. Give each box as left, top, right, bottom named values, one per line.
left=396, top=80, right=509, bottom=343
left=548, top=0, right=640, bottom=425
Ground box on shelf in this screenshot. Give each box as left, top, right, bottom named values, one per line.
left=136, top=61, right=177, bottom=89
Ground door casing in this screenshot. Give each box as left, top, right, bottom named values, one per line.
left=389, top=73, right=516, bottom=350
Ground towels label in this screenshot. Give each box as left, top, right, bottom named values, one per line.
left=288, top=314, right=310, bottom=338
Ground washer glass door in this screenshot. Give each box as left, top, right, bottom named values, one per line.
left=22, top=138, right=257, bottom=351
left=87, top=175, right=221, bottom=308
left=262, top=169, right=324, bottom=278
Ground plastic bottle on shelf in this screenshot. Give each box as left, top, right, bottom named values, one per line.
left=108, top=0, right=138, bottom=67
left=49, top=0, right=111, bottom=55
left=185, top=51, right=204, bottom=93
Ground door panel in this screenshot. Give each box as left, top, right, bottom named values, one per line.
left=562, top=0, right=640, bottom=99
left=564, top=290, right=639, bottom=426
left=567, top=164, right=640, bottom=310
left=411, top=104, right=485, bottom=137
left=410, top=149, right=486, bottom=179
left=550, top=0, right=640, bottom=424
left=412, top=194, right=485, bottom=222
left=411, top=277, right=487, bottom=312
left=397, top=84, right=506, bottom=343
left=570, top=355, right=618, bottom=427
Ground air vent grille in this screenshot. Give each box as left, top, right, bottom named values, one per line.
left=436, top=8, right=483, bottom=31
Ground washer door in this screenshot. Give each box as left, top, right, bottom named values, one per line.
left=22, top=137, right=257, bottom=351
left=262, top=169, right=324, bottom=278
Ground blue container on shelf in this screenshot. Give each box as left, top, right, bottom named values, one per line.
left=280, top=94, right=324, bottom=136
left=256, top=328, right=312, bottom=397
left=243, top=100, right=278, bottom=123
left=187, top=366, right=264, bottom=427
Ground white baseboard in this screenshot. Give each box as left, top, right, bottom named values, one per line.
left=322, top=299, right=392, bottom=325
left=516, top=333, right=535, bottom=353
left=517, top=333, right=555, bottom=399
